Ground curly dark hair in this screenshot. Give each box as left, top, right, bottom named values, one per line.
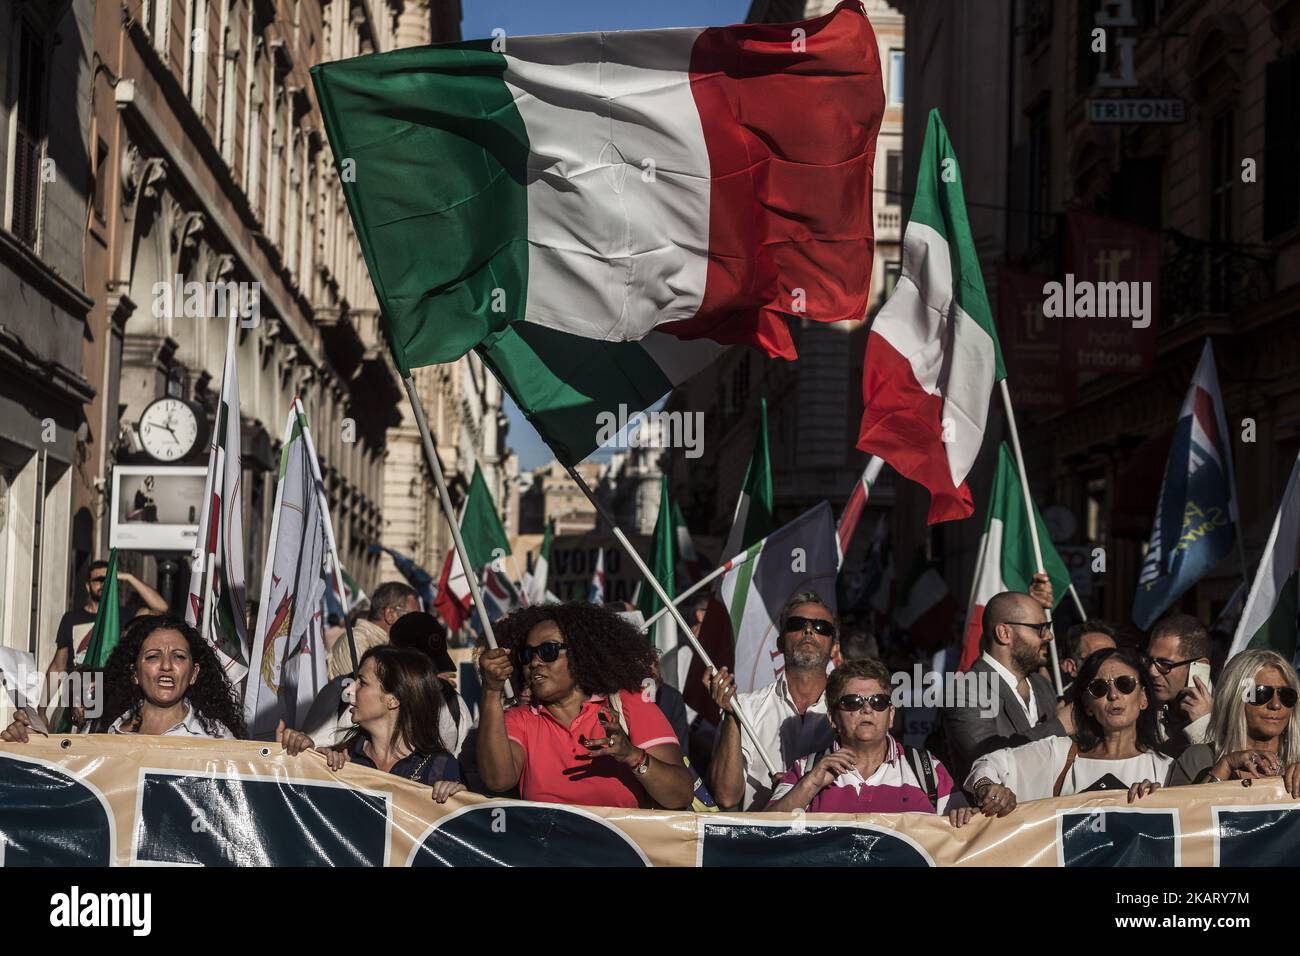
left=94, top=615, right=247, bottom=738
left=494, top=602, right=657, bottom=696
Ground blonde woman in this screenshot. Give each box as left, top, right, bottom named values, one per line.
left=1167, top=649, right=1300, bottom=796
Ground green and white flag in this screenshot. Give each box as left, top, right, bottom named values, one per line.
left=636, top=475, right=679, bottom=655
left=721, top=396, right=775, bottom=562
left=246, top=399, right=336, bottom=738
left=721, top=501, right=839, bottom=693
left=1228, top=451, right=1300, bottom=661
left=185, top=310, right=250, bottom=683
left=435, top=466, right=512, bottom=633
left=523, top=521, right=553, bottom=606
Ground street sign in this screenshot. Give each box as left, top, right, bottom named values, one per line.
left=1087, top=98, right=1185, bottom=124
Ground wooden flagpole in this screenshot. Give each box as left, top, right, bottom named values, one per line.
left=999, top=379, right=1064, bottom=697
left=561, top=462, right=782, bottom=779
left=401, top=376, right=512, bottom=698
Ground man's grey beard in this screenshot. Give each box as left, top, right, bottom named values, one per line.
left=786, top=643, right=831, bottom=671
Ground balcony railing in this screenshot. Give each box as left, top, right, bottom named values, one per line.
left=1161, top=231, right=1276, bottom=326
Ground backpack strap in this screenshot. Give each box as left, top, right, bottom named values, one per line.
left=1053, top=740, right=1080, bottom=798
left=906, top=746, right=940, bottom=810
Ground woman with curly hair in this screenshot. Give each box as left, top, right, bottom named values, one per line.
left=4, top=615, right=244, bottom=741
left=477, top=602, right=694, bottom=809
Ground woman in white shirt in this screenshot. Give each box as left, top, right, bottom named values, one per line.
left=2, top=616, right=243, bottom=742
left=966, top=646, right=1170, bottom=816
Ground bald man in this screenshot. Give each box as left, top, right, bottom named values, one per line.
left=943, top=590, right=1074, bottom=783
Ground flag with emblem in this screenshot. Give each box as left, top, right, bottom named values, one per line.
left=246, top=398, right=335, bottom=738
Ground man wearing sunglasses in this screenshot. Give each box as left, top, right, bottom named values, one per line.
left=943, top=590, right=1073, bottom=784
left=1143, top=614, right=1214, bottom=757
left=704, top=591, right=839, bottom=810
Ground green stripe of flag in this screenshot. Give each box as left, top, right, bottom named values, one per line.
left=311, top=43, right=529, bottom=373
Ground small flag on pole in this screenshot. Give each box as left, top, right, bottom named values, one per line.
left=588, top=548, right=606, bottom=604
left=434, top=465, right=512, bottom=633
left=721, top=397, right=775, bottom=561
left=1228, top=450, right=1300, bottom=662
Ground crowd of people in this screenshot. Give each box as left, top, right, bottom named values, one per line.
left=5, top=570, right=1300, bottom=826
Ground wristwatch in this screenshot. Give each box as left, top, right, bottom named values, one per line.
left=633, top=749, right=651, bottom=775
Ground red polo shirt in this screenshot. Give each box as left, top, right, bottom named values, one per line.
left=504, top=689, right=679, bottom=808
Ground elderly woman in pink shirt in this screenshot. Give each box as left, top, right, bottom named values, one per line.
left=767, top=658, right=971, bottom=826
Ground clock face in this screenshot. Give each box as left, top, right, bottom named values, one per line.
left=139, top=398, right=201, bottom=462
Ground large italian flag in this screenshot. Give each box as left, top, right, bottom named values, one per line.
left=1228, top=451, right=1300, bottom=662
left=858, top=109, right=1006, bottom=524
left=959, top=444, right=1071, bottom=670
left=312, top=2, right=883, bottom=465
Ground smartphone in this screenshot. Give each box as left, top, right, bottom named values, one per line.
left=1187, top=660, right=1212, bottom=695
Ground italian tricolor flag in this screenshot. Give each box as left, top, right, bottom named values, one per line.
left=312, top=2, right=883, bottom=465
left=858, top=109, right=1006, bottom=524
left=1228, top=451, right=1300, bottom=661
left=960, top=444, right=1071, bottom=670
left=434, top=466, right=512, bottom=633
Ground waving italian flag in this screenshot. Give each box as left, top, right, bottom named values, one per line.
left=858, top=109, right=1006, bottom=524
left=959, top=444, right=1071, bottom=670
left=313, top=2, right=884, bottom=465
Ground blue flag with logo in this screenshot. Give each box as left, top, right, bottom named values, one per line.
left=1133, top=341, right=1239, bottom=629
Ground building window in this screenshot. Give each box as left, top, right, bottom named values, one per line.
left=217, top=0, right=239, bottom=165
left=888, top=50, right=904, bottom=105
left=885, top=150, right=902, bottom=202
left=1264, top=52, right=1300, bottom=239
left=882, top=260, right=902, bottom=301
left=1027, top=101, right=1051, bottom=243
left=9, top=18, right=47, bottom=249
left=1210, top=110, right=1234, bottom=243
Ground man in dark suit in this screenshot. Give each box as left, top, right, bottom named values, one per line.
left=944, top=589, right=1073, bottom=784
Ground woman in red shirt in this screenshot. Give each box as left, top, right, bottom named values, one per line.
left=477, top=603, right=694, bottom=809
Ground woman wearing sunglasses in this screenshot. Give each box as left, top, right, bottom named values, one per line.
left=1166, top=649, right=1300, bottom=796
left=766, top=658, right=971, bottom=826
left=966, top=647, right=1171, bottom=816
left=476, top=602, right=694, bottom=809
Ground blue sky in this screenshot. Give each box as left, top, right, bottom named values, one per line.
left=459, top=0, right=752, bottom=471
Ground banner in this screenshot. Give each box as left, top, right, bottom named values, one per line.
left=996, top=265, right=1073, bottom=412
left=10, top=739, right=1297, bottom=866
left=1061, top=209, right=1161, bottom=375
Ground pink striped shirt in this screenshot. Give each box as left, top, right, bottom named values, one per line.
left=771, top=735, right=963, bottom=814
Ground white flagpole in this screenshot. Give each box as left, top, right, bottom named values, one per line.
left=561, top=462, right=782, bottom=779
left=999, top=379, right=1064, bottom=697
left=1067, top=583, right=1088, bottom=622
left=642, top=544, right=760, bottom=629
left=296, top=397, right=359, bottom=675
left=402, top=375, right=512, bottom=698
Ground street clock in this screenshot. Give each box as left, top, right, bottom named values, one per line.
left=138, top=397, right=204, bottom=463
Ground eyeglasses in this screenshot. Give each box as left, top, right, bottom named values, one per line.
left=1245, top=685, right=1298, bottom=708
left=1086, top=675, right=1139, bottom=698
left=517, top=641, right=568, bottom=666
left=1142, top=656, right=1196, bottom=676
left=1006, top=621, right=1053, bottom=637
left=783, top=615, right=836, bottom=638
left=834, top=693, right=892, bottom=713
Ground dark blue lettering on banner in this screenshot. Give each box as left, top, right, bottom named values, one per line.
left=1216, top=806, right=1300, bottom=866
left=136, top=772, right=389, bottom=866
left=0, top=753, right=113, bottom=866
left=701, top=822, right=933, bottom=867
left=411, top=804, right=648, bottom=866
left=1059, top=810, right=1176, bottom=867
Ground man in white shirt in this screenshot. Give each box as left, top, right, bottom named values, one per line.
left=943, top=584, right=1073, bottom=784
left=1143, top=614, right=1213, bottom=757
left=703, top=592, right=838, bottom=810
